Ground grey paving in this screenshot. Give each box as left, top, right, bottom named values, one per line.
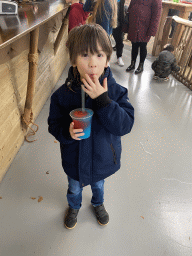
left=0, top=45, right=192, bottom=256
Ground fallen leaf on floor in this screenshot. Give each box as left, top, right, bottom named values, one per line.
left=31, top=197, right=36, bottom=200
left=0, top=197, right=2, bottom=199
left=140, top=216, right=144, bottom=219
left=38, top=196, right=43, bottom=202
left=46, top=171, right=49, bottom=174
left=54, top=140, right=58, bottom=143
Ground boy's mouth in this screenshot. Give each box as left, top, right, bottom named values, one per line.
left=88, top=74, right=96, bottom=79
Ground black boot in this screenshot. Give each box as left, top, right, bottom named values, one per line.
left=135, top=63, right=144, bottom=74
left=93, top=204, right=109, bottom=226
left=126, top=61, right=136, bottom=72
left=64, top=207, right=79, bottom=229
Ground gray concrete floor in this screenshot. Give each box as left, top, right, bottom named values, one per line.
left=1, top=44, right=192, bottom=256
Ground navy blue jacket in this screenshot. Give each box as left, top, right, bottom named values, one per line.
left=48, top=67, right=134, bottom=188
left=83, top=0, right=113, bottom=35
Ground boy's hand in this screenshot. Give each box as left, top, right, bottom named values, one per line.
left=69, top=122, right=84, bottom=140
left=81, top=74, right=108, bottom=99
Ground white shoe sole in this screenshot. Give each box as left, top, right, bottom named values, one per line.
left=117, top=62, right=124, bottom=67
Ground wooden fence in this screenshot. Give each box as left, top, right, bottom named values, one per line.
left=163, top=15, right=192, bottom=89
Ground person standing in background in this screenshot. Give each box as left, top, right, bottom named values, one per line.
left=112, top=0, right=125, bottom=67
left=66, top=0, right=89, bottom=32
left=126, top=0, right=162, bottom=74
left=83, top=0, right=117, bottom=35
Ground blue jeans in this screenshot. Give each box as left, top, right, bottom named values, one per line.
left=67, top=176, right=104, bottom=210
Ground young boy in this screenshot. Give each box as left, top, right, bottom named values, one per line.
left=152, top=44, right=180, bottom=81
left=48, top=24, right=134, bottom=229
left=66, top=0, right=89, bottom=32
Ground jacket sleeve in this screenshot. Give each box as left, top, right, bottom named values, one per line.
left=152, top=60, right=158, bottom=71
left=171, top=58, right=180, bottom=72
left=92, top=84, right=134, bottom=137
left=147, top=0, right=162, bottom=37
left=47, top=93, right=74, bottom=145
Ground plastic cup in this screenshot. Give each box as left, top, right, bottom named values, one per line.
left=69, top=108, right=94, bottom=139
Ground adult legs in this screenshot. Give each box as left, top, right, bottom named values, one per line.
left=135, top=42, right=147, bottom=74
left=112, top=26, right=124, bottom=66
left=131, top=42, right=140, bottom=62
left=112, top=26, right=124, bottom=59
left=139, top=42, right=147, bottom=63
left=126, top=42, right=139, bottom=72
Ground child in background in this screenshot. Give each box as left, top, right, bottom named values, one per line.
left=83, top=0, right=117, bottom=35
left=152, top=44, right=180, bottom=81
left=48, top=24, right=134, bottom=229
left=66, top=0, right=89, bottom=32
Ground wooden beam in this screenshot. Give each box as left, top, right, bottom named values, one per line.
left=161, top=16, right=172, bottom=51
left=54, top=10, right=69, bottom=55
left=22, top=27, right=39, bottom=141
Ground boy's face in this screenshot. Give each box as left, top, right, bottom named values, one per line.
left=73, top=44, right=108, bottom=82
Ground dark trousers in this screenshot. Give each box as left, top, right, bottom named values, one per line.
left=131, top=42, right=147, bottom=63
left=112, top=26, right=124, bottom=58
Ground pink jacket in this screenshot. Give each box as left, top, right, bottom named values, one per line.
left=128, top=0, right=162, bottom=43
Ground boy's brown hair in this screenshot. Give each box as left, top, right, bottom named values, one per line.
left=66, top=23, right=113, bottom=65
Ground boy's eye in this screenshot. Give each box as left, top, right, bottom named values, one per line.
left=82, top=53, right=88, bottom=57
left=98, top=53, right=103, bottom=57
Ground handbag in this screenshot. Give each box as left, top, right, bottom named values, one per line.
left=122, top=11, right=129, bottom=33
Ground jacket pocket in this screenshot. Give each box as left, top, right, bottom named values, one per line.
left=110, top=143, right=117, bottom=165
left=60, top=142, right=79, bottom=168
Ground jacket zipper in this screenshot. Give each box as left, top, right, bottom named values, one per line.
left=110, top=143, right=117, bottom=164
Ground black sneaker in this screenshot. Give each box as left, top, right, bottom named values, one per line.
left=64, top=207, right=79, bottom=229
left=93, top=204, right=109, bottom=226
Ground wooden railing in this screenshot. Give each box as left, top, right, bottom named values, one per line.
left=162, top=15, right=192, bottom=89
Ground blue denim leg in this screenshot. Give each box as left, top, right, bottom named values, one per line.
left=67, top=176, right=83, bottom=210
left=91, top=179, right=105, bottom=207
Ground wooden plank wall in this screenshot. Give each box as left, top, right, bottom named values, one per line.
left=0, top=10, right=69, bottom=182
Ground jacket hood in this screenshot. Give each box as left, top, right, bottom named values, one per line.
left=70, top=3, right=88, bottom=19
left=70, top=2, right=83, bottom=10
left=65, top=66, right=114, bottom=93
left=159, top=50, right=175, bottom=63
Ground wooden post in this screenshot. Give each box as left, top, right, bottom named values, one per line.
left=171, top=22, right=182, bottom=48
left=54, top=10, right=69, bottom=55
left=152, top=2, right=192, bottom=56
left=22, top=27, right=39, bottom=140
left=152, top=6, right=169, bottom=56
left=161, top=16, right=172, bottom=51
